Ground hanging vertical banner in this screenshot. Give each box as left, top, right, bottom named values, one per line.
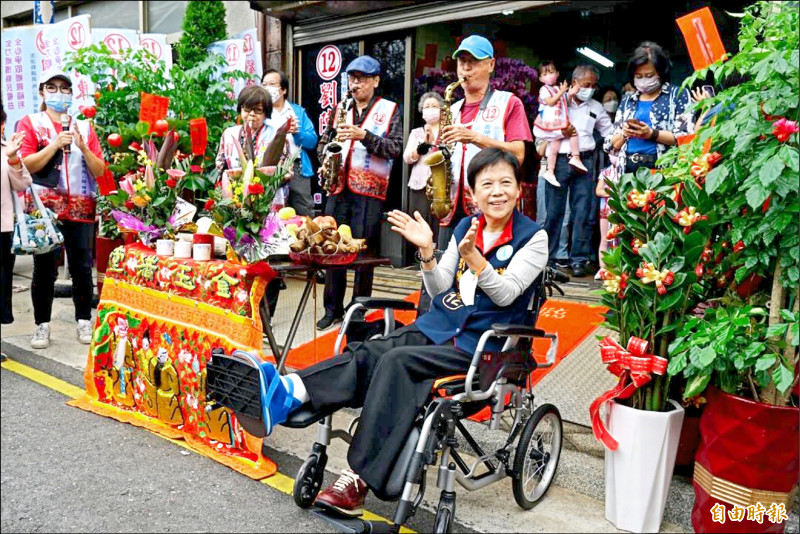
left=189, top=118, right=209, bottom=156
left=207, top=38, right=247, bottom=98
left=139, top=92, right=170, bottom=131
left=1, top=14, right=91, bottom=134
left=232, top=28, right=262, bottom=86
left=139, top=33, right=172, bottom=72
left=33, top=1, right=56, bottom=24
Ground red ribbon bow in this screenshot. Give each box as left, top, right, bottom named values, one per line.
left=589, top=336, right=668, bottom=450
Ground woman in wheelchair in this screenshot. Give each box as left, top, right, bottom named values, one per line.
left=234, top=147, right=549, bottom=518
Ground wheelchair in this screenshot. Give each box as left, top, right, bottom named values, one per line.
left=207, top=266, right=569, bottom=533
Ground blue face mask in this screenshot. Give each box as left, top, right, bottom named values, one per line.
left=45, top=93, right=72, bottom=113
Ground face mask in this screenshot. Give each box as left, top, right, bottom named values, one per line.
left=45, top=93, right=71, bottom=113
left=541, top=73, right=558, bottom=86
left=576, top=87, right=595, bottom=102
left=603, top=99, right=619, bottom=113
left=266, top=86, right=282, bottom=104
left=634, top=75, right=661, bottom=95
left=422, top=108, right=440, bottom=124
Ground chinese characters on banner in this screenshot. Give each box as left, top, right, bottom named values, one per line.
left=207, top=39, right=247, bottom=99
left=315, top=44, right=345, bottom=135
left=1, top=17, right=173, bottom=138
left=232, top=28, right=262, bottom=88
left=1, top=15, right=90, bottom=133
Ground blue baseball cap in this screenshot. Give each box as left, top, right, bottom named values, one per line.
left=452, top=35, right=494, bottom=60
left=345, top=55, right=381, bottom=76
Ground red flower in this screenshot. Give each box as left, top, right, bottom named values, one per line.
left=657, top=284, right=667, bottom=296
left=695, top=264, right=704, bottom=278
left=124, top=200, right=135, bottom=210
left=733, top=240, right=745, bottom=253
left=248, top=183, right=265, bottom=195
left=772, top=118, right=799, bottom=143
left=701, top=246, right=713, bottom=263
left=129, top=142, right=142, bottom=152
left=81, top=106, right=96, bottom=119
left=663, top=271, right=675, bottom=286
left=190, top=165, right=203, bottom=173
left=619, top=273, right=629, bottom=290
left=204, top=199, right=215, bottom=210
left=707, top=152, right=723, bottom=167
left=166, top=178, right=178, bottom=188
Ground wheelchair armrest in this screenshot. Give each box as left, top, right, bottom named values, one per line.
left=490, top=323, right=545, bottom=337
left=352, top=297, right=416, bottom=311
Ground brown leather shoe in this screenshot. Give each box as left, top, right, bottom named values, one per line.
left=315, top=469, right=368, bottom=517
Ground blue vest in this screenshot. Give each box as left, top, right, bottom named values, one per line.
left=415, top=211, right=543, bottom=355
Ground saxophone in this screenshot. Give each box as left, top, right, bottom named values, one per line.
left=321, top=90, right=352, bottom=195
left=424, top=77, right=465, bottom=219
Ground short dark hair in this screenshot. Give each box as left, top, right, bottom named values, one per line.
left=236, top=85, right=272, bottom=116
left=466, top=148, right=520, bottom=190
left=262, top=68, right=289, bottom=92
left=627, top=41, right=671, bottom=83
left=539, top=59, right=556, bottom=73
left=599, top=86, right=620, bottom=102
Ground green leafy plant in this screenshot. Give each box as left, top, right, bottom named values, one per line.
left=653, top=0, right=798, bottom=406
left=668, top=304, right=798, bottom=400
left=64, top=44, right=255, bottom=238
left=601, top=0, right=799, bottom=409
left=175, top=0, right=228, bottom=70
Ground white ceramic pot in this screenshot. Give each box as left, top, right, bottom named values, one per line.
left=604, top=399, right=684, bottom=533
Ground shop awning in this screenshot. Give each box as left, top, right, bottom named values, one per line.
left=250, top=0, right=559, bottom=47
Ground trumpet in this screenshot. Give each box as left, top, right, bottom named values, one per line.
left=424, top=76, right=466, bottom=219
left=321, top=90, right=352, bottom=195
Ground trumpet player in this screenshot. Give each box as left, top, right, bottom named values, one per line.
left=315, top=55, right=403, bottom=331
left=437, top=35, right=532, bottom=251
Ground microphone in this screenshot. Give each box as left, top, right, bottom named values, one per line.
left=61, top=114, right=71, bottom=154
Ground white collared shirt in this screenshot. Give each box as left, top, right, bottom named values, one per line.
left=557, top=97, right=614, bottom=153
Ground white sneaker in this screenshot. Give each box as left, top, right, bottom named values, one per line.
left=31, top=323, right=51, bottom=349
left=77, top=319, right=93, bottom=345
left=569, top=156, right=589, bottom=174
left=542, top=170, right=560, bottom=188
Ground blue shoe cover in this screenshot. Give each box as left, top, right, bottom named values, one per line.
left=231, top=351, right=302, bottom=436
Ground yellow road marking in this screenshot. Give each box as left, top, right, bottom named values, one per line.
left=2, top=357, right=416, bottom=533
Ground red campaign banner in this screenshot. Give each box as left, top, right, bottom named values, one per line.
left=189, top=118, right=208, bottom=156
left=676, top=7, right=727, bottom=71
left=139, top=92, right=170, bottom=132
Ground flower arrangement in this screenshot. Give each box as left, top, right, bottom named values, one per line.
left=203, top=119, right=298, bottom=263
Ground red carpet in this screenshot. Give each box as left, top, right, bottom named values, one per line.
left=285, top=291, right=606, bottom=381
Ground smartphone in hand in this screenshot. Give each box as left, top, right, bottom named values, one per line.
left=701, top=85, right=716, bottom=97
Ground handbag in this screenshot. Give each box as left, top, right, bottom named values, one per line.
left=11, top=186, right=64, bottom=255
left=31, top=148, right=63, bottom=188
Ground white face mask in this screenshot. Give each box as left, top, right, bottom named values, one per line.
left=634, top=75, right=661, bottom=95
left=422, top=108, right=440, bottom=124
left=576, top=87, right=595, bottom=102
left=603, top=100, right=619, bottom=113
left=266, top=86, right=282, bottom=104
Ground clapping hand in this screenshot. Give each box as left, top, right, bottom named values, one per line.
left=458, top=217, right=481, bottom=261
left=387, top=210, right=433, bottom=249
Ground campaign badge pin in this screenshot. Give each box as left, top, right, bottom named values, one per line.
left=497, top=245, right=513, bottom=261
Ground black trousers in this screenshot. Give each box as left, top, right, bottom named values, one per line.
left=322, top=189, right=382, bottom=317
left=31, top=220, right=94, bottom=325
left=1, top=232, right=15, bottom=324
left=297, top=324, right=472, bottom=495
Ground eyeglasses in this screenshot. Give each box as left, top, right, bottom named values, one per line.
left=242, top=106, right=266, bottom=115
left=43, top=83, right=72, bottom=94
left=347, top=74, right=375, bottom=84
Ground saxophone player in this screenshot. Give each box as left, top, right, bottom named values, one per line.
left=315, top=55, right=403, bottom=331
left=437, top=35, right=533, bottom=251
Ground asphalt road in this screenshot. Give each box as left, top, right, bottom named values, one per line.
left=1, top=343, right=467, bottom=534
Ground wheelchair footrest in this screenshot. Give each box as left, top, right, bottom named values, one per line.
left=309, top=507, right=399, bottom=533
left=283, top=403, right=338, bottom=429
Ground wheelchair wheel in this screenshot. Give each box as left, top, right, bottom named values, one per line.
left=512, top=404, right=562, bottom=509
left=433, top=491, right=456, bottom=533
left=293, top=452, right=327, bottom=508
